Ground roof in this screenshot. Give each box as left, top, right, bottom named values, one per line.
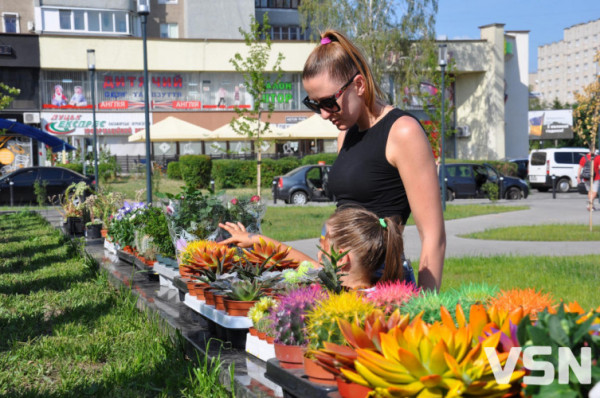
left=0, top=118, right=75, bottom=152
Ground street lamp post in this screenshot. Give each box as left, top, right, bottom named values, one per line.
left=438, top=43, right=447, bottom=211
left=87, top=49, right=99, bottom=190
left=137, top=0, right=152, bottom=204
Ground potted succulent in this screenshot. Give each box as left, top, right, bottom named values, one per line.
left=224, top=279, right=265, bottom=316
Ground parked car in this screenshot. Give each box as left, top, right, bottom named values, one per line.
left=440, top=163, right=529, bottom=200
left=272, top=164, right=333, bottom=205
left=508, top=158, right=529, bottom=180
left=0, top=166, right=94, bottom=205
left=528, top=147, right=588, bottom=192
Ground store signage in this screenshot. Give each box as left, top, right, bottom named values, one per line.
left=262, top=81, right=293, bottom=104
left=41, top=112, right=149, bottom=136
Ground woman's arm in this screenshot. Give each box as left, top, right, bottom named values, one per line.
left=386, top=117, right=446, bottom=292
left=218, top=222, right=318, bottom=266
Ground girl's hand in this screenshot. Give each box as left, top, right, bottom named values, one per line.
left=219, top=222, right=256, bottom=248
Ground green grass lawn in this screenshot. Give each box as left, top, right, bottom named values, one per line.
left=438, top=255, right=600, bottom=310
left=262, top=203, right=529, bottom=241
left=0, top=211, right=231, bottom=398
left=461, top=224, right=600, bottom=241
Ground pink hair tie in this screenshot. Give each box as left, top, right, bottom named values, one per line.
left=320, top=37, right=332, bottom=45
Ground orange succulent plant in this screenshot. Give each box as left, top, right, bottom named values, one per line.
left=242, top=237, right=298, bottom=269
left=488, top=288, right=554, bottom=320
left=181, top=240, right=237, bottom=272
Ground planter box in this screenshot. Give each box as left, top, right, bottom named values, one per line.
left=265, top=358, right=337, bottom=398
left=133, top=256, right=159, bottom=281
left=116, top=249, right=135, bottom=265
left=246, top=333, right=276, bottom=362
left=85, top=223, right=102, bottom=239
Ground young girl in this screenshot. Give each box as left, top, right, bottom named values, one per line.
left=219, top=206, right=413, bottom=290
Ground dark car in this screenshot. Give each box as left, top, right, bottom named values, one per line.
left=440, top=163, right=529, bottom=200
left=508, top=158, right=529, bottom=180
left=272, top=164, right=333, bottom=205
left=0, top=166, right=94, bottom=205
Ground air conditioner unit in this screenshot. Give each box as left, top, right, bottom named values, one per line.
left=456, top=126, right=471, bottom=138
left=23, top=112, right=40, bottom=124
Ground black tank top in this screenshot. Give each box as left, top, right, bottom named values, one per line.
left=328, top=108, right=422, bottom=224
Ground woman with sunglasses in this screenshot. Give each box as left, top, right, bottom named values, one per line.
left=302, top=29, right=446, bottom=292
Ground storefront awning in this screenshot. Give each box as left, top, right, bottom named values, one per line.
left=0, top=118, right=75, bottom=152
left=212, top=117, right=289, bottom=141
left=283, top=114, right=340, bottom=139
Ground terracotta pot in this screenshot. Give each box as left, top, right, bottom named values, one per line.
left=214, top=293, right=226, bottom=311
left=304, top=356, right=336, bottom=385
left=224, top=299, right=257, bottom=317
left=266, top=335, right=275, bottom=344
left=204, top=289, right=216, bottom=306
left=336, top=377, right=372, bottom=398
left=274, top=343, right=304, bottom=369
left=195, top=284, right=210, bottom=300
left=257, top=331, right=267, bottom=340
left=101, top=228, right=108, bottom=238
left=179, top=266, right=193, bottom=278
left=249, top=327, right=258, bottom=337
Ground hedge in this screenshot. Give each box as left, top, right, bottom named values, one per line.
left=59, top=163, right=83, bottom=174
left=166, top=161, right=182, bottom=179
left=300, top=153, right=338, bottom=165
left=212, top=157, right=301, bottom=189
left=179, top=155, right=212, bottom=188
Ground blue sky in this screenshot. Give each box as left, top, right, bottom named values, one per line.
left=435, top=0, right=600, bottom=73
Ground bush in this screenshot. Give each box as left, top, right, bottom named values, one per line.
left=60, top=163, right=83, bottom=174
left=179, top=155, right=212, bottom=188
left=166, top=161, right=182, bottom=179
left=212, top=159, right=256, bottom=189
left=212, top=157, right=301, bottom=189
left=301, top=153, right=337, bottom=165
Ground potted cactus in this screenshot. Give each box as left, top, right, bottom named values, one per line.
left=269, top=284, right=327, bottom=369
left=364, top=280, right=420, bottom=314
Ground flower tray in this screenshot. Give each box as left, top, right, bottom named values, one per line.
left=132, top=256, right=159, bottom=282
left=245, top=333, right=275, bottom=362
left=265, top=358, right=337, bottom=398
left=156, top=254, right=178, bottom=268
left=153, top=262, right=180, bottom=290
left=116, top=249, right=135, bottom=265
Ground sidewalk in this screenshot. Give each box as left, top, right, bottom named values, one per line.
left=285, top=191, right=600, bottom=261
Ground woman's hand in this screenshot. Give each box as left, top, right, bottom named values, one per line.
left=218, top=222, right=256, bottom=248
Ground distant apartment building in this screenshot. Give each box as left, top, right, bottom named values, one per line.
left=536, top=18, right=600, bottom=105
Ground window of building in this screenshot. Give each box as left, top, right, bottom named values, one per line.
left=255, top=0, right=299, bottom=8
left=158, top=0, right=178, bottom=3
left=160, top=23, right=178, bottom=38
left=43, top=8, right=130, bottom=35
left=59, top=10, right=71, bottom=30
left=2, top=13, right=19, bottom=33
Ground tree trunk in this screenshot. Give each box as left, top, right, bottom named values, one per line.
left=590, top=154, right=594, bottom=232
left=256, top=116, right=261, bottom=197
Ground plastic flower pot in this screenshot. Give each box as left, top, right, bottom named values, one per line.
left=224, top=298, right=257, bottom=317
left=274, top=343, right=305, bottom=369
left=336, top=377, right=372, bottom=398
left=303, top=356, right=336, bottom=385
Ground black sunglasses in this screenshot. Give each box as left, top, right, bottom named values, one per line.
left=302, top=72, right=359, bottom=114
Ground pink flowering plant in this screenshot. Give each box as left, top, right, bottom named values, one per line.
left=227, top=194, right=266, bottom=234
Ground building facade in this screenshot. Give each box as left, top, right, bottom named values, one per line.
left=536, top=18, right=600, bottom=105
left=0, top=0, right=529, bottom=174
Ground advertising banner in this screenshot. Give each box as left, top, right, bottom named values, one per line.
left=41, top=112, right=149, bottom=136
left=528, top=109, right=573, bottom=140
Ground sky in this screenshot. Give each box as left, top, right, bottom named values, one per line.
left=435, top=0, right=600, bottom=73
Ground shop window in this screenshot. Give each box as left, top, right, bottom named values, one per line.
left=2, top=13, right=18, bottom=33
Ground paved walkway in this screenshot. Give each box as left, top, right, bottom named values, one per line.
left=285, top=191, right=600, bottom=260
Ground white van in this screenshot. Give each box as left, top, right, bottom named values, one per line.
left=528, top=147, right=589, bottom=192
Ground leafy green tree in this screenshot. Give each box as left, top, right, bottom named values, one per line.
left=573, top=50, right=600, bottom=153
left=229, top=14, right=284, bottom=197
left=0, top=82, right=19, bottom=110
left=298, top=0, right=438, bottom=105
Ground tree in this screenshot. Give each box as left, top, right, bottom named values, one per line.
left=298, top=0, right=439, bottom=106
left=0, top=82, right=20, bottom=110
left=573, top=50, right=600, bottom=229
left=229, top=14, right=284, bottom=197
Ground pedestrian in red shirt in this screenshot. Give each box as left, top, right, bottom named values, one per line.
left=577, top=150, right=600, bottom=211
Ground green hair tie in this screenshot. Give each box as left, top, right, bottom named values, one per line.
left=379, top=218, right=387, bottom=228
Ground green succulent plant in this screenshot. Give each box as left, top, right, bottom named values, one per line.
left=226, top=279, right=264, bottom=301
left=317, top=246, right=348, bottom=294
